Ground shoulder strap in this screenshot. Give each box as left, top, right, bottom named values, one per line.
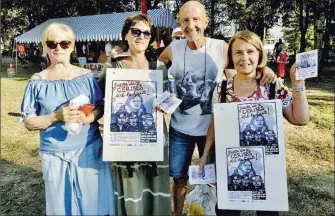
left=269, top=82, right=276, bottom=99
left=149, top=61, right=157, bottom=70
left=220, top=80, right=227, bottom=103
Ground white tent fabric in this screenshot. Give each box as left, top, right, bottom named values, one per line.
left=15, top=9, right=177, bottom=43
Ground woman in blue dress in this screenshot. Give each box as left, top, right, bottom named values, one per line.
left=20, top=23, right=115, bottom=215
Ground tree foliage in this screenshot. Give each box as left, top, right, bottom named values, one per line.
left=1, top=0, right=152, bottom=51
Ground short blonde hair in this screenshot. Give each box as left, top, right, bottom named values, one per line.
left=41, top=23, right=75, bottom=51
left=226, top=31, right=267, bottom=69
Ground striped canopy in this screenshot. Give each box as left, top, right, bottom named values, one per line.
left=15, top=9, right=177, bottom=43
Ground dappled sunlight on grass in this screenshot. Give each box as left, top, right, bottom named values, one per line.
left=1, top=65, right=334, bottom=215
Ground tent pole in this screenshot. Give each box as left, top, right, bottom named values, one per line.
left=14, top=41, right=18, bottom=76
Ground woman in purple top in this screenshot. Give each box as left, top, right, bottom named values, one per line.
left=20, top=23, right=114, bottom=215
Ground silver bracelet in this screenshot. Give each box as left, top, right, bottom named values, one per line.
left=292, top=85, right=305, bottom=92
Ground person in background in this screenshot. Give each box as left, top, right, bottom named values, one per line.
left=155, top=29, right=172, bottom=57
left=98, top=14, right=171, bottom=215
left=273, top=38, right=284, bottom=58
left=105, top=40, right=112, bottom=62
left=199, top=30, right=310, bottom=216
left=171, top=27, right=185, bottom=41
left=276, top=45, right=289, bottom=78
left=20, top=23, right=114, bottom=215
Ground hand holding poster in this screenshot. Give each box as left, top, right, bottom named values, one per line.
left=295, top=49, right=318, bottom=80
left=214, top=100, right=288, bottom=211
left=103, top=68, right=164, bottom=161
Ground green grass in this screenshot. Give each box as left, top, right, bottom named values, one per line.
left=1, top=63, right=334, bottom=215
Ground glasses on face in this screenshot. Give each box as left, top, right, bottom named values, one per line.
left=173, top=36, right=185, bottom=40
left=46, top=41, right=71, bottom=49
left=130, top=28, right=151, bottom=39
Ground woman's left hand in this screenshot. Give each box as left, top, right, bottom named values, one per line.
left=290, top=63, right=305, bottom=87
left=256, top=66, right=277, bottom=85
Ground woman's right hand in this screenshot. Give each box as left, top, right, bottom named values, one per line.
left=54, top=105, right=81, bottom=123
left=199, top=154, right=208, bottom=172
left=110, top=46, right=123, bottom=59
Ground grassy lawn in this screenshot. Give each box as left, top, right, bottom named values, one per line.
left=1, top=62, right=334, bottom=215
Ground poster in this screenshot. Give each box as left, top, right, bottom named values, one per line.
left=103, top=68, right=164, bottom=161
left=295, top=49, right=318, bottom=80
left=226, top=147, right=266, bottom=200
left=214, top=100, right=288, bottom=211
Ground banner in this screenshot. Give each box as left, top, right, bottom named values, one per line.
left=17, top=44, right=25, bottom=53
left=214, top=100, right=288, bottom=211
left=102, top=68, right=164, bottom=161
left=74, top=63, right=104, bottom=78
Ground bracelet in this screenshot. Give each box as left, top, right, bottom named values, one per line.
left=292, top=85, right=305, bottom=92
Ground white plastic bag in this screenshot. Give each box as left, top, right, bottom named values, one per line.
left=186, top=184, right=217, bottom=216
left=65, top=94, right=90, bottom=135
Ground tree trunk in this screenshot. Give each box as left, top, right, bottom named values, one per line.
left=298, top=0, right=310, bottom=52
left=322, top=0, right=333, bottom=61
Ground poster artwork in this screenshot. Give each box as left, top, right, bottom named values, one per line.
left=110, top=80, right=157, bottom=146
left=238, top=102, right=279, bottom=155
left=227, top=147, right=266, bottom=201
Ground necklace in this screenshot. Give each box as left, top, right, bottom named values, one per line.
left=233, top=76, right=261, bottom=100
left=182, top=39, right=207, bottom=93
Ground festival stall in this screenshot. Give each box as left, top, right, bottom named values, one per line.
left=13, top=8, right=177, bottom=76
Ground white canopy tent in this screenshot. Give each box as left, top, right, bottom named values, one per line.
left=15, top=9, right=177, bottom=43
left=13, top=9, right=177, bottom=74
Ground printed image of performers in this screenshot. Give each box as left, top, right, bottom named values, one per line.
left=110, top=110, right=157, bottom=133
left=239, top=114, right=279, bottom=154
left=140, top=113, right=156, bottom=133
left=227, top=157, right=266, bottom=199
left=228, top=159, right=265, bottom=192
left=110, top=110, right=130, bottom=132
left=128, top=112, right=141, bottom=132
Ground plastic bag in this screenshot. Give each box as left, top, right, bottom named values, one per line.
left=65, top=94, right=90, bottom=135
left=186, top=184, right=217, bottom=216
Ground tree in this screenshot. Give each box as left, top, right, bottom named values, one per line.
left=222, top=0, right=281, bottom=40
left=1, top=0, right=140, bottom=52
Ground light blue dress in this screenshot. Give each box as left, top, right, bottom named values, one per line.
left=20, top=72, right=115, bottom=215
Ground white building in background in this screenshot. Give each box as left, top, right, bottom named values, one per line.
left=264, top=25, right=287, bottom=55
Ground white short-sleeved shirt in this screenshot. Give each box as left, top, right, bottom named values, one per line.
left=169, top=38, right=226, bottom=136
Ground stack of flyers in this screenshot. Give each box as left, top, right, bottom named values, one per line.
left=188, top=164, right=216, bottom=185
left=295, top=49, right=318, bottom=80
left=153, top=91, right=182, bottom=114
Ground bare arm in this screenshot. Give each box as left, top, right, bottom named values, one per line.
left=24, top=104, right=102, bottom=131
left=283, top=64, right=310, bottom=125
left=199, top=115, right=215, bottom=171
left=24, top=113, right=59, bottom=131
left=276, top=55, right=281, bottom=63
left=158, top=45, right=172, bottom=66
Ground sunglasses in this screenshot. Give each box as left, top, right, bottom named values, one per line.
left=46, top=41, right=71, bottom=49
left=130, top=28, right=151, bottom=39
left=173, top=36, right=185, bottom=40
